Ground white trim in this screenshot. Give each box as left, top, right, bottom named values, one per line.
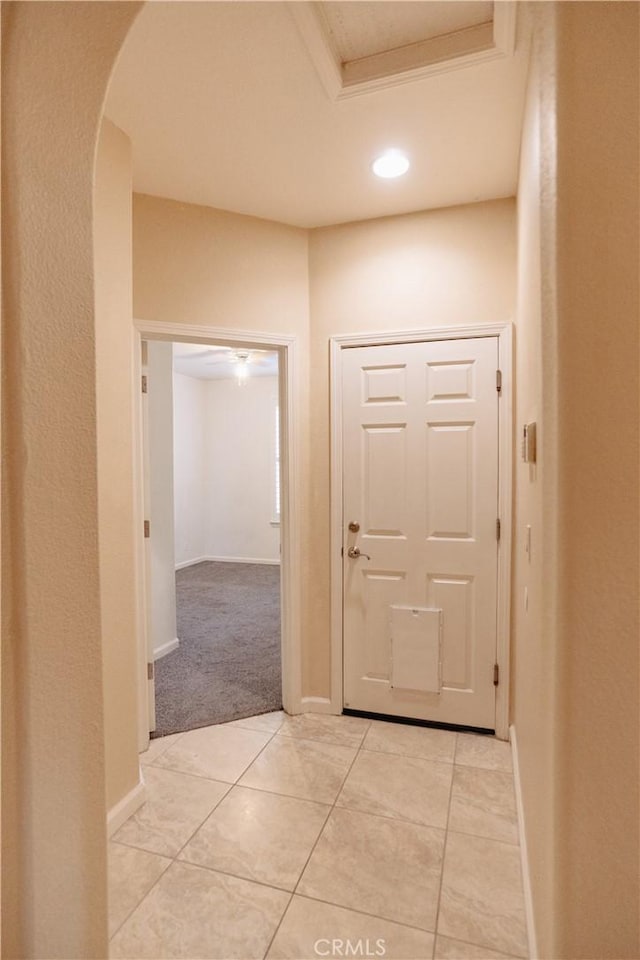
left=107, top=772, right=146, bottom=837
left=289, top=2, right=516, bottom=101
left=133, top=320, right=303, bottom=751
left=510, top=724, right=539, bottom=960
left=288, top=2, right=342, bottom=101
left=153, top=638, right=180, bottom=661
left=278, top=331, right=303, bottom=714
left=205, top=556, right=280, bottom=566
left=300, top=696, right=336, bottom=715
left=175, top=555, right=280, bottom=569
left=329, top=323, right=514, bottom=733
left=134, top=321, right=293, bottom=352
left=495, top=324, right=514, bottom=740
left=132, top=331, right=152, bottom=751
left=175, top=556, right=210, bottom=570
left=329, top=340, right=345, bottom=716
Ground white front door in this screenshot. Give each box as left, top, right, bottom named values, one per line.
left=342, top=336, right=500, bottom=730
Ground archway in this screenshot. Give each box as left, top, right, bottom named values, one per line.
left=2, top=4, right=140, bottom=956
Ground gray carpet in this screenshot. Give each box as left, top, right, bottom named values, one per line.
left=152, top=561, right=282, bottom=737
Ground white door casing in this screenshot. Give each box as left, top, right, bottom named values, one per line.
left=133, top=320, right=303, bottom=751
left=140, top=341, right=156, bottom=732
left=342, top=335, right=501, bottom=730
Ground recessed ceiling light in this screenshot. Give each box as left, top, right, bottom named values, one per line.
left=372, top=149, right=410, bottom=179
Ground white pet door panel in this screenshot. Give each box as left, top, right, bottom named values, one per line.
left=389, top=605, right=442, bottom=694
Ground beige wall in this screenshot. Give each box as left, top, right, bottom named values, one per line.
left=307, top=201, right=516, bottom=693
left=133, top=194, right=310, bottom=336
left=1, top=4, right=141, bottom=957
left=552, top=3, right=639, bottom=956
left=134, top=197, right=517, bottom=699
left=513, top=4, right=640, bottom=958
left=95, top=119, right=141, bottom=813
left=133, top=193, right=312, bottom=696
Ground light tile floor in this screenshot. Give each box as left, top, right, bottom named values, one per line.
left=109, top=712, right=528, bottom=960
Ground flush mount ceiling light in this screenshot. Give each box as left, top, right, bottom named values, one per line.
left=372, top=149, right=410, bottom=179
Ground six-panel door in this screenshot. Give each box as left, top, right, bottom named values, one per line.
left=342, top=336, right=499, bottom=729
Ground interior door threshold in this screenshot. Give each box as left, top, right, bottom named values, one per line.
left=343, top=708, right=495, bottom=736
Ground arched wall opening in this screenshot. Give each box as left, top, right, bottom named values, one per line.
left=1, top=3, right=141, bottom=956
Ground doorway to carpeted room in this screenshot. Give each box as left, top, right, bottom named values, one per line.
left=152, top=560, right=282, bottom=737
left=144, top=339, right=283, bottom=739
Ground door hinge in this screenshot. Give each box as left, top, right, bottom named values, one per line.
left=147, top=662, right=154, bottom=680
left=341, top=546, right=344, bottom=557
left=141, top=375, right=148, bottom=394
left=144, top=519, right=150, bottom=538
left=496, top=518, right=501, bottom=541
left=493, top=663, right=499, bottom=686
left=496, top=369, right=502, bottom=393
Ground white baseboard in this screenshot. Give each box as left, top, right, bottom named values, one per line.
left=153, top=637, right=180, bottom=661
left=175, top=556, right=209, bottom=570
left=205, top=555, right=281, bottom=565
left=510, top=724, right=538, bottom=960
left=300, top=696, right=339, bottom=715
left=107, top=771, right=146, bottom=837
left=175, top=555, right=280, bottom=570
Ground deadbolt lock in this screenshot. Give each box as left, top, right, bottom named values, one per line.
left=348, top=521, right=360, bottom=532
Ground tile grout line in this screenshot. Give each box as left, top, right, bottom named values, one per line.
left=170, top=725, right=283, bottom=863
left=114, top=838, right=458, bottom=929
left=358, top=746, right=456, bottom=767
left=264, top=721, right=477, bottom=958
left=431, top=735, right=527, bottom=960
left=111, top=716, right=365, bottom=954
left=147, top=727, right=511, bottom=780
left=114, top=787, right=519, bottom=875
left=172, top=858, right=302, bottom=897
left=115, top=717, right=515, bottom=955
left=430, top=732, right=459, bottom=959
left=109, top=723, right=284, bottom=947
left=146, top=723, right=283, bottom=778
left=107, top=844, right=173, bottom=943
left=110, top=721, right=222, bottom=944
left=109, top=777, right=237, bottom=944
left=290, top=890, right=440, bottom=938
left=160, top=729, right=293, bottom=788
left=220, top=780, right=333, bottom=809
left=332, top=801, right=448, bottom=834
left=435, top=931, right=523, bottom=959
left=437, top=825, right=520, bottom=848
left=261, top=719, right=372, bottom=960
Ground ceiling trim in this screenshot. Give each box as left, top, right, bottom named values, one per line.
left=289, top=2, right=516, bottom=101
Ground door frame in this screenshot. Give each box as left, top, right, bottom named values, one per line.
left=133, top=319, right=303, bottom=750
left=329, top=323, right=513, bottom=740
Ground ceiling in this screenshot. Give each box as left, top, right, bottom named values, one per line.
left=106, top=1, right=528, bottom=229
left=173, top=343, right=279, bottom=381
left=318, top=1, right=493, bottom=61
